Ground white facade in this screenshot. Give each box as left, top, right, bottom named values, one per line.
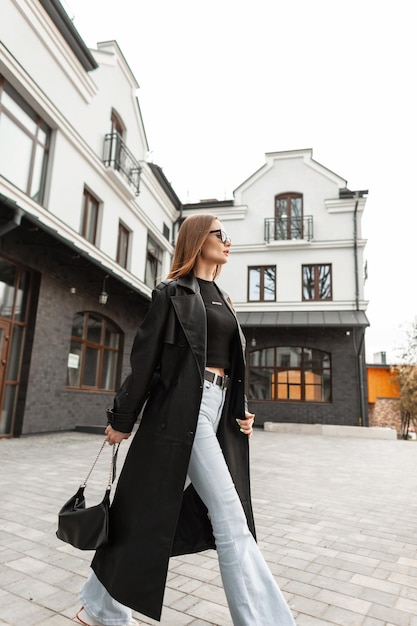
left=0, top=0, right=181, bottom=437
left=187, top=149, right=367, bottom=315
left=183, top=150, right=369, bottom=427
left=0, top=0, right=177, bottom=295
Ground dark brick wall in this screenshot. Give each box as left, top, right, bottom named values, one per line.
left=244, top=325, right=368, bottom=427
left=0, top=234, right=148, bottom=435
left=0, top=229, right=369, bottom=434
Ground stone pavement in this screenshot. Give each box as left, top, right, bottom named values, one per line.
left=1, top=429, right=417, bottom=626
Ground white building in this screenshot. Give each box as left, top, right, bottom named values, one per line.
left=0, top=0, right=180, bottom=436
left=183, top=150, right=369, bottom=426
left=0, top=0, right=369, bottom=437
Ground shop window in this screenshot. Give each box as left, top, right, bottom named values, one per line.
left=67, top=312, right=122, bottom=391
left=249, top=346, right=331, bottom=402
left=0, top=76, right=50, bottom=204
left=81, top=188, right=100, bottom=244
left=248, top=266, right=276, bottom=301
left=145, top=234, right=162, bottom=288
left=302, top=264, right=332, bottom=300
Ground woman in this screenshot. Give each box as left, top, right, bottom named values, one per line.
left=76, top=214, right=296, bottom=626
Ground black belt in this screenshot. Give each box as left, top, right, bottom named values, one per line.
left=204, top=370, right=230, bottom=389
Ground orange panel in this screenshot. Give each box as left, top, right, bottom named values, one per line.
left=367, top=367, right=400, bottom=403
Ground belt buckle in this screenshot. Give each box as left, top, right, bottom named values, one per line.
left=220, top=374, right=229, bottom=390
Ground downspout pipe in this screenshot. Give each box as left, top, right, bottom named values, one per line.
left=354, top=327, right=368, bottom=427
left=353, top=192, right=360, bottom=311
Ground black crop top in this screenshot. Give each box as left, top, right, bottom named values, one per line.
left=197, top=278, right=237, bottom=370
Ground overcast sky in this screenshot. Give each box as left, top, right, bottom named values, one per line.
left=63, top=0, right=416, bottom=363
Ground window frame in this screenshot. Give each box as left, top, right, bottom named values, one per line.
left=111, top=109, right=125, bottom=138
left=248, top=265, right=276, bottom=302
left=302, top=264, right=332, bottom=301
left=144, top=234, right=163, bottom=289
left=116, top=221, right=131, bottom=269
left=81, top=188, right=100, bottom=245
left=249, top=346, right=332, bottom=403
left=0, top=76, right=51, bottom=203
left=66, top=312, right=122, bottom=392
left=274, top=192, right=303, bottom=240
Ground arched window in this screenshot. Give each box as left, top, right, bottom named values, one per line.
left=67, top=312, right=122, bottom=391
left=249, top=346, right=331, bottom=402
left=110, top=109, right=125, bottom=137
left=274, top=192, right=303, bottom=239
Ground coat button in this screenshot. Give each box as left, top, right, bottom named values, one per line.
left=188, top=431, right=194, bottom=437
left=161, top=422, right=167, bottom=429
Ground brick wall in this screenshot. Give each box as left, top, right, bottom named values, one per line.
left=246, top=325, right=368, bottom=427
left=369, top=397, right=402, bottom=435
left=1, top=234, right=149, bottom=435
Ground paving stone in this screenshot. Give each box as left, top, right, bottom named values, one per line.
left=2, top=431, right=417, bottom=625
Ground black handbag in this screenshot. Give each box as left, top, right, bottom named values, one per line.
left=56, top=439, right=119, bottom=550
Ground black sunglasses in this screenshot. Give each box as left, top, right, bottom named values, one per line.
left=209, top=229, right=232, bottom=244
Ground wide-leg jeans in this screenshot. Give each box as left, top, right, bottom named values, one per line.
left=80, top=379, right=296, bottom=625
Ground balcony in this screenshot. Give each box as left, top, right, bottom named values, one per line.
left=264, top=215, right=313, bottom=243
left=103, top=133, right=141, bottom=195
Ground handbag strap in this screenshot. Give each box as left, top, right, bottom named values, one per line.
left=81, top=439, right=120, bottom=489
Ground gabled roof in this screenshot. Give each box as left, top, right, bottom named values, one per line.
left=148, top=163, right=182, bottom=211
left=233, top=148, right=347, bottom=197
left=39, top=0, right=98, bottom=71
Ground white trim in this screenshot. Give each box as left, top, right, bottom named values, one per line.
left=0, top=177, right=154, bottom=297
left=325, top=197, right=367, bottom=213
left=234, top=300, right=369, bottom=313
left=13, top=0, right=97, bottom=102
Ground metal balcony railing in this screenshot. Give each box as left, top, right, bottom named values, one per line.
left=103, top=133, right=141, bottom=195
left=264, top=215, right=313, bottom=243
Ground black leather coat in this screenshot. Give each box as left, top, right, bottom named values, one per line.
left=92, top=273, right=255, bottom=621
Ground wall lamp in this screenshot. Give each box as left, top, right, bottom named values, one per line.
left=99, top=275, right=109, bottom=305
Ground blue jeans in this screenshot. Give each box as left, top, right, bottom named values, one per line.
left=80, top=380, right=296, bottom=625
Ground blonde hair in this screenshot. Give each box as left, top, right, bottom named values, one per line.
left=167, top=213, right=221, bottom=280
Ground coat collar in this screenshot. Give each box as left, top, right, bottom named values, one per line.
left=177, top=272, right=200, bottom=293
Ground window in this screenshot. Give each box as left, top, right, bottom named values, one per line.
left=145, top=235, right=162, bottom=288
left=0, top=77, right=50, bottom=203
left=103, top=110, right=141, bottom=195
left=275, top=192, right=303, bottom=239
left=81, top=188, right=99, bottom=244
left=116, top=222, right=130, bottom=268
left=67, top=312, right=122, bottom=391
left=111, top=109, right=125, bottom=138
left=248, top=266, right=276, bottom=302
left=302, top=264, right=332, bottom=300
left=249, top=346, right=331, bottom=402
left=163, top=223, right=170, bottom=241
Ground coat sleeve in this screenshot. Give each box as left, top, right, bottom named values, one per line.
left=106, top=282, right=172, bottom=433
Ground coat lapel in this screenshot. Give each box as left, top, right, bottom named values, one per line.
left=171, top=274, right=206, bottom=381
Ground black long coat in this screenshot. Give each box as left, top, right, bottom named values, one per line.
left=92, top=273, right=255, bottom=621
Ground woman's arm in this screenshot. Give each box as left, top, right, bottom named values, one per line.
left=106, top=282, right=172, bottom=434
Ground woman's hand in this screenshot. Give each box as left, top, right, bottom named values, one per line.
left=105, top=424, right=132, bottom=445
left=236, top=411, right=255, bottom=438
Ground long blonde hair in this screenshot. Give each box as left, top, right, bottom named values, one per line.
left=167, top=213, right=220, bottom=280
